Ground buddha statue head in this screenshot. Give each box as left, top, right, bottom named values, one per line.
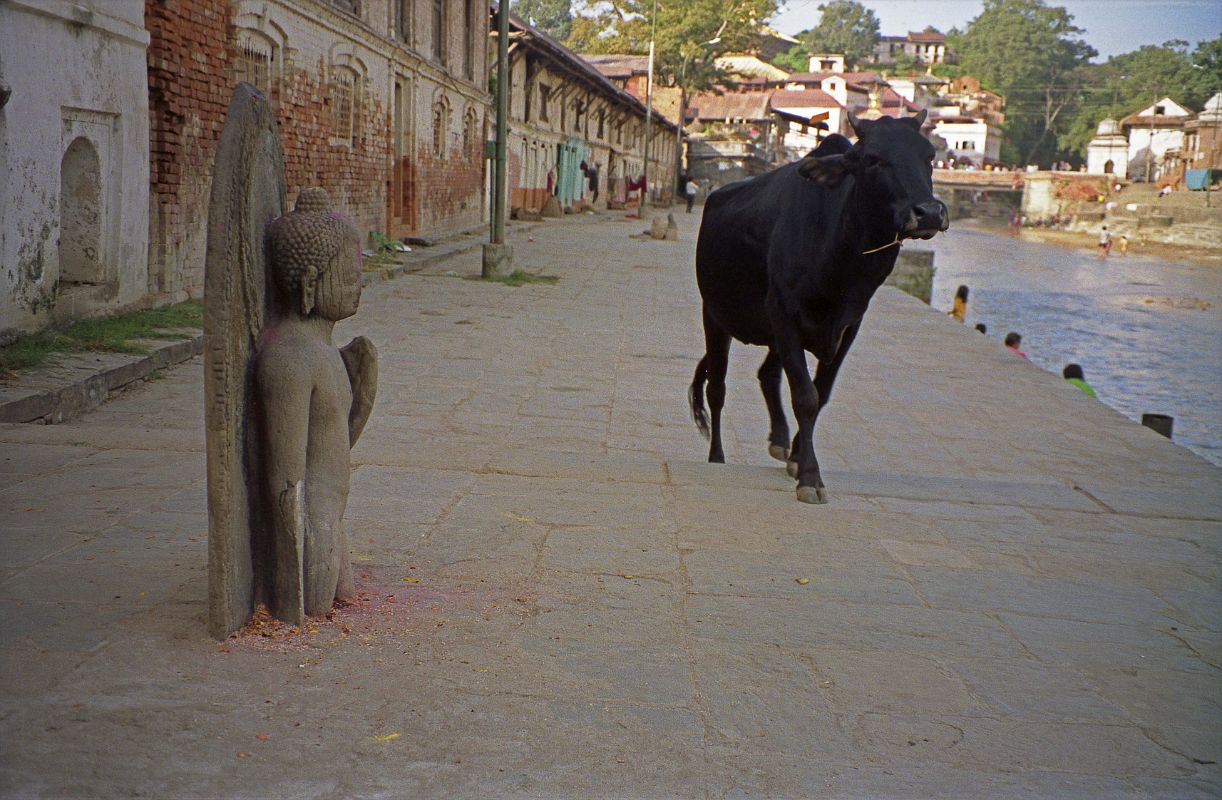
left=267, top=188, right=362, bottom=321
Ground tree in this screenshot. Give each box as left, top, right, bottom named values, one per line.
left=772, top=42, right=809, bottom=73
left=1059, top=36, right=1222, bottom=159
left=800, top=1, right=879, bottom=69
left=512, top=0, right=573, bottom=41
left=950, top=0, right=1096, bottom=166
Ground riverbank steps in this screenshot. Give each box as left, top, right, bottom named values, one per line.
left=1, top=209, right=1218, bottom=798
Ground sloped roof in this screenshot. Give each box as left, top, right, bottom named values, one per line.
left=908, top=31, right=946, bottom=44
left=503, top=22, right=676, bottom=131
left=879, top=87, right=920, bottom=112
left=688, top=91, right=775, bottom=121
left=1119, top=96, right=1193, bottom=128
left=770, top=89, right=842, bottom=110
left=717, top=54, right=791, bottom=81
left=580, top=54, right=648, bottom=79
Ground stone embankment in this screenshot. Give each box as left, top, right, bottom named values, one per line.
left=0, top=210, right=1217, bottom=798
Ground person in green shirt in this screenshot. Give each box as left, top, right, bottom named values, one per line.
left=1063, top=363, right=1097, bottom=398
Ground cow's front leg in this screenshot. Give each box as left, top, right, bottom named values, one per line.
left=769, top=321, right=825, bottom=504
left=758, top=349, right=790, bottom=462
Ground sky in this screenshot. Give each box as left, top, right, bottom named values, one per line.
left=769, top=0, right=1222, bottom=60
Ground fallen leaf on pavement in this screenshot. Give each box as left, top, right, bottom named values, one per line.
left=372, top=733, right=401, bottom=742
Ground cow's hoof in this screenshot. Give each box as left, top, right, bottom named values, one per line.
left=797, top=485, right=828, bottom=504
left=786, top=460, right=798, bottom=478
left=769, top=444, right=789, bottom=462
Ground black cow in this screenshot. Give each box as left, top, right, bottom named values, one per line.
left=689, top=111, right=948, bottom=503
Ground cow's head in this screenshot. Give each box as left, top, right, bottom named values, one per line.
left=797, top=110, right=949, bottom=241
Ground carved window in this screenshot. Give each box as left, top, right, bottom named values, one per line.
left=539, top=84, right=550, bottom=123
left=433, top=98, right=450, bottom=158
left=463, top=108, right=479, bottom=154
left=331, top=67, right=361, bottom=148
left=433, top=0, right=447, bottom=65
left=234, top=32, right=274, bottom=94
left=597, top=108, right=605, bottom=139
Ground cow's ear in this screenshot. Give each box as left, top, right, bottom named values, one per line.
left=848, top=112, right=874, bottom=139
left=903, top=109, right=928, bottom=129
left=797, top=153, right=851, bottom=187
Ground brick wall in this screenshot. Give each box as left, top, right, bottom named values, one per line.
left=146, top=0, right=231, bottom=295
left=145, top=0, right=492, bottom=297
left=275, top=56, right=388, bottom=238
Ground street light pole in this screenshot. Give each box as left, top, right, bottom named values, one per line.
left=483, top=0, right=512, bottom=277
left=642, top=0, right=657, bottom=215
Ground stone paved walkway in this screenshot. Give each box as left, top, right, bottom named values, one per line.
left=1, top=210, right=1219, bottom=799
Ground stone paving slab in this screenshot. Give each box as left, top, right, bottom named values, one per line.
left=0, top=210, right=1219, bottom=798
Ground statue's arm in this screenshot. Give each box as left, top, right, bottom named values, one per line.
left=254, top=350, right=313, bottom=624
left=339, top=336, right=378, bottom=447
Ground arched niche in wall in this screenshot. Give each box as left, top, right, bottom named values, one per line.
left=59, top=136, right=106, bottom=287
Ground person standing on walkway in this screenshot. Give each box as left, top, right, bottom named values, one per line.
left=685, top=178, right=698, bottom=213
left=948, top=284, right=969, bottom=323
left=1063, top=363, right=1097, bottom=397
left=1098, top=225, right=1112, bottom=257
left=1004, top=331, right=1028, bottom=359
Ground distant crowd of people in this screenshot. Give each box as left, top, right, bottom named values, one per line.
left=947, top=284, right=1097, bottom=398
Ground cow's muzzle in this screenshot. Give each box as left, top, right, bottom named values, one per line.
left=902, top=200, right=950, bottom=240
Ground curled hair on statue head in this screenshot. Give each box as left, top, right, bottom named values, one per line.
left=267, top=189, right=358, bottom=313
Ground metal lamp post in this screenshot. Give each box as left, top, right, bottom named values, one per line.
left=483, top=0, right=512, bottom=277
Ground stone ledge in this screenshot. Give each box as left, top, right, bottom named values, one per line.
left=0, top=334, right=203, bottom=424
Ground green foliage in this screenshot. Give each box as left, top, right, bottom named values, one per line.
left=1059, top=35, right=1222, bottom=159
left=472, top=270, right=560, bottom=286
left=800, top=1, right=879, bottom=70
left=950, top=0, right=1096, bottom=166
left=772, top=43, right=809, bottom=73
left=0, top=302, right=203, bottom=376
left=565, top=0, right=777, bottom=96
left=512, top=0, right=573, bottom=41
left=370, top=231, right=399, bottom=254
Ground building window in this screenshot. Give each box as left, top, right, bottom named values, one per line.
left=331, top=67, right=360, bottom=148
left=433, top=98, right=450, bottom=158
left=433, top=0, right=447, bottom=65
left=539, top=84, right=551, bottom=123
left=234, top=32, right=274, bottom=94
left=597, top=109, right=605, bottom=139
left=395, top=0, right=411, bottom=44
left=463, top=0, right=475, bottom=80
left=463, top=108, right=479, bottom=154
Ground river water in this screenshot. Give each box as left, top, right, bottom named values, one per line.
left=917, top=221, right=1222, bottom=467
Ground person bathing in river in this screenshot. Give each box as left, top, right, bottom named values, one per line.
left=948, top=285, right=969, bottom=323
left=1098, top=225, right=1112, bottom=257
left=1063, top=364, right=1097, bottom=398
left=1004, top=332, right=1028, bottom=359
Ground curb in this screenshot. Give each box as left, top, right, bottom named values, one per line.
left=0, top=334, right=203, bottom=425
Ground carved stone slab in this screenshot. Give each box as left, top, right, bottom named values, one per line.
left=204, top=84, right=287, bottom=639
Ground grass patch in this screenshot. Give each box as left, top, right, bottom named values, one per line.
left=1, top=302, right=203, bottom=376
left=480, top=270, right=560, bottom=287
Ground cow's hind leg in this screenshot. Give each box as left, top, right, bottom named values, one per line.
left=702, top=310, right=731, bottom=464
left=771, top=325, right=826, bottom=504
left=689, top=355, right=710, bottom=436
left=758, top=349, right=790, bottom=462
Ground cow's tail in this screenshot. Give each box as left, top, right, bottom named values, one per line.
left=689, top=355, right=710, bottom=438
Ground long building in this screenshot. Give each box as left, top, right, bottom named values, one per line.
left=498, top=17, right=679, bottom=213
